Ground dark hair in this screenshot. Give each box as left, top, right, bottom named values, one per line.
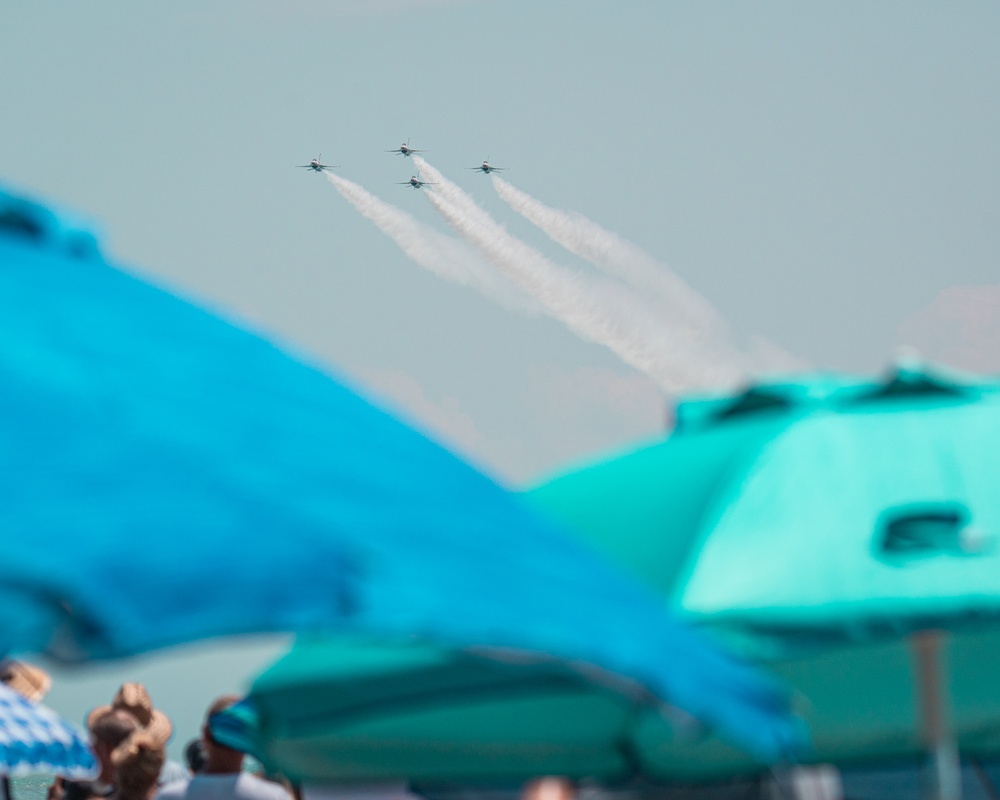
left=184, top=738, right=207, bottom=773
left=90, top=710, right=139, bottom=749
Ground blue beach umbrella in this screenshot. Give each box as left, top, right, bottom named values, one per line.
left=0, top=185, right=803, bottom=763
left=0, top=683, right=96, bottom=778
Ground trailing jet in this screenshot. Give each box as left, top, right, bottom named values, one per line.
left=399, top=174, right=435, bottom=189
left=470, top=159, right=505, bottom=174
left=387, top=139, right=425, bottom=157
left=296, top=155, right=338, bottom=173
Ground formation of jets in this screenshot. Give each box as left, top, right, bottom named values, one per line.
left=298, top=141, right=505, bottom=190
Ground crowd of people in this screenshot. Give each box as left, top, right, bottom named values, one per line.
left=1, top=660, right=293, bottom=800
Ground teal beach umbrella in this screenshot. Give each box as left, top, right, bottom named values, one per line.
left=527, top=366, right=1000, bottom=797
left=0, top=185, right=802, bottom=764
left=240, top=636, right=751, bottom=784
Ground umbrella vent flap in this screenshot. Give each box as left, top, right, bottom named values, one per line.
left=876, top=503, right=992, bottom=564
left=673, top=363, right=993, bottom=433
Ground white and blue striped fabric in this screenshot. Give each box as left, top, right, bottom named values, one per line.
left=0, top=684, right=96, bottom=777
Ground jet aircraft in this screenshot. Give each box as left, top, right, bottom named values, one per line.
left=296, top=155, right=338, bottom=173
left=387, top=139, right=425, bottom=157
left=399, top=174, right=435, bottom=189
left=470, top=159, right=505, bottom=174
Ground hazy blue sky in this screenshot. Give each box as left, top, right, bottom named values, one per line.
left=4, top=0, right=1000, bottom=758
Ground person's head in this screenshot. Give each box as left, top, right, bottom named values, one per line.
left=89, top=709, right=140, bottom=784
left=201, top=695, right=244, bottom=774
left=111, top=731, right=165, bottom=800
left=87, top=683, right=172, bottom=745
left=184, top=738, right=207, bottom=774
left=521, top=778, right=576, bottom=800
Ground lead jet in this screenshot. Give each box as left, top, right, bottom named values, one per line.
left=399, top=173, right=435, bottom=190
left=387, top=139, right=426, bottom=157
left=470, top=159, right=505, bottom=174
left=296, top=155, right=339, bottom=173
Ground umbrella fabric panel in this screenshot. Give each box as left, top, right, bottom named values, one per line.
left=249, top=638, right=645, bottom=782
left=682, top=395, right=1000, bottom=640
left=524, top=415, right=785, bottom=601
left=0, top=193, right=802, bottom=763
left=262, top=691, right=634, bottom=783
left=630, top=627, right=1000, bottom=776
left=0, top=685, right=96, bottom=778
left=617, top=637, right=926, bottom=779
left=528, top=377, right=1000, bottom=647
left=931, top=627, right=1000, bottom=760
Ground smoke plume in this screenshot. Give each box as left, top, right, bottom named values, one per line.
left=490, top=175, right=805, bottom=376
left=325, top=172, right=533, bottom=312
left=413, top=157, right=743, bottom=392
left=491, top=176, right=725, bottom=332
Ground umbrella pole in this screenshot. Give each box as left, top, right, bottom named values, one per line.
left=2, top=776, right=10, bottom=800
left=913, top=630, right=961, bottom=800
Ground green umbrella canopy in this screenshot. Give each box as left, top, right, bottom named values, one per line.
left=528, top=365, right=1000, bottom=645
left=525, top=364, right=1000, bottom=777
left=248, top=637, right=682, bottom=784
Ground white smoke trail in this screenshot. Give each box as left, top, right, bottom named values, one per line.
left=491, top=175, right=806, bottom=376
left=412, top=157, right=743, bottom=393
left=325, top=172, right=535, bottom=313
left=491, top=175, right=728, bottom=338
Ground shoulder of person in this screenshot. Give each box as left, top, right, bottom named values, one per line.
left=154, top=778, right=192, bottom=800
left=159, top=761, right=191, bottom=786
left=237, top=774, right=293, bottom=800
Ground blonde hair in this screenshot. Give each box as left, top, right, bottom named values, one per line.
left=111, top=731, right=166, bottom=799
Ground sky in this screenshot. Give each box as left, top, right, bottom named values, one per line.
left=3, top=0, right=1000, bottom=760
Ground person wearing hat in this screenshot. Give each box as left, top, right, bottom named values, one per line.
left=94, top=684, right=175, bottom=792
left=1, top=661, right=54, bottom=800
left=47, top=708, right=141, bottom=800
left=90, top=711, right=144, bottom=792
left=93, top=683, right=192, bottom=785
left=87, top=683, right=174, bottom=746
left=155, top=696, right=289, bottom=800
left=51, top=684, right=174, bottom=800
left=0, top=658, right=52, bottom=703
